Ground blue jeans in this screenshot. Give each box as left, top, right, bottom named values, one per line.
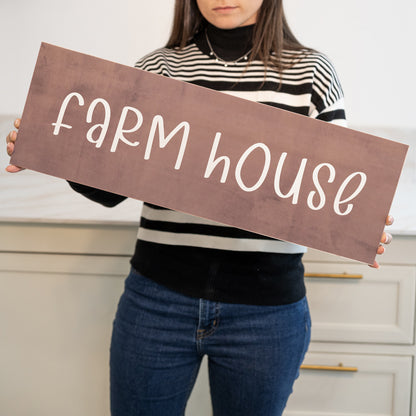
left=110, top=268, right=311, bottom=416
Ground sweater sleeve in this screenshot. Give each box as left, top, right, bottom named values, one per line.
left=309, top=53, right=347, bottom=127
left=67, top=181, right=127, bottom=207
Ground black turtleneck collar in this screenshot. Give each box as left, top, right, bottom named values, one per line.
left=194, top=22, right=254, bottom=62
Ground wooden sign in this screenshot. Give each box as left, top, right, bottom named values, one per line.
left=11, top=43, right=408, bottom=264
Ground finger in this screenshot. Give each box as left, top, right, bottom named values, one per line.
left=377, top=244, right=385, bottom=255
left=5, top=164, right=24, bottom=173
left=6, top=130, right=17, bottom=144
left=369, top=260, right=380, bottom=269
left=386, top=215, right=394, bottom=226
left=6, top=141, right=14, bottom=156
left=14, top=118, right=21, bottom=129
left=382, top=232, right=392, bottom=245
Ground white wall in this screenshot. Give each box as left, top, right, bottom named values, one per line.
left=0, top=0, right=174, bottom=115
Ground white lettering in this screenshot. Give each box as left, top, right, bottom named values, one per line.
left=110, top=106, right=142, bottom=152
left=235, top=143, right=271, bottom=192
left=274, top=153, right=308, bottom=204
left=51, top=92, right=84, bottom=135
left=334, top=172, right=367, bottom=216
left=307, top=163, right=336, bottom=210
left=86, top=98, right=111, bottom=148
left=145, top=115, right=190, bottom=170
left=204, top=132, right=230, bottom=183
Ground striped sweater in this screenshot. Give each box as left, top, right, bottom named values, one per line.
left=70, top=24, right=346, bottom=305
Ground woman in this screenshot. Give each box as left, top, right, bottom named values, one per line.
left=6, top=1, right=393, bottom=415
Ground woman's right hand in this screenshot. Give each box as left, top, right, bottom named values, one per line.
left=5, top=118, right=24, bottom=173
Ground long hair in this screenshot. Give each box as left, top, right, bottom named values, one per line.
left=166, top=0, right=310, bottom=72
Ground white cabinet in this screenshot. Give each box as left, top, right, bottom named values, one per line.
left=285, top=238, right=416, bottom=416
left=305, top=263, right=415, bottom=344
left=0, top=251, right=128, bottom=416
left=286, top=353, right=412, bottom=415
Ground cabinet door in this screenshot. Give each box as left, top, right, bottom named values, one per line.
left=284, top=352, right=412, bottom=415
left=304, top=263, right=415, bottom=344
left=0, top=252, right=129, bottom=416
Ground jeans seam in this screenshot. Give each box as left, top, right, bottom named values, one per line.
left=301, top=298, right=311, bottom=361
left=196, top=302, right=220, bottom=340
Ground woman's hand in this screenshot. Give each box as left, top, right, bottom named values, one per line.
left=370, top=215, right=394, bottom=269
left=5, top=118, right=24, bottom=173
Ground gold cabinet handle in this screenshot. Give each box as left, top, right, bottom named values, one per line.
left=305, top=273, right=363, bottom=279
left=301, top=364, right=358, bottom=372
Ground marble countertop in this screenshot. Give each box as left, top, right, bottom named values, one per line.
left=1, top=115, right=415, bottom=235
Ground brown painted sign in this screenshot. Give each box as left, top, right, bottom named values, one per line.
left=11, top=43, right=408, bottom=263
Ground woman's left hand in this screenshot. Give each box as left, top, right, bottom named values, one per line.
left=370, top=215, right=394, bottom=269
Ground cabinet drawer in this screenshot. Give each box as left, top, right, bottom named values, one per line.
left=284, top=352, right=412, bottom=415
left=304, top=263, right=415, bottom=344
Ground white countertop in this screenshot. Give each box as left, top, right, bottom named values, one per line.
left=1, top=115, right=414, bottom=234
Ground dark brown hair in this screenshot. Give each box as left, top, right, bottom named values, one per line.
left=166, top=0, right=310, bottom=72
